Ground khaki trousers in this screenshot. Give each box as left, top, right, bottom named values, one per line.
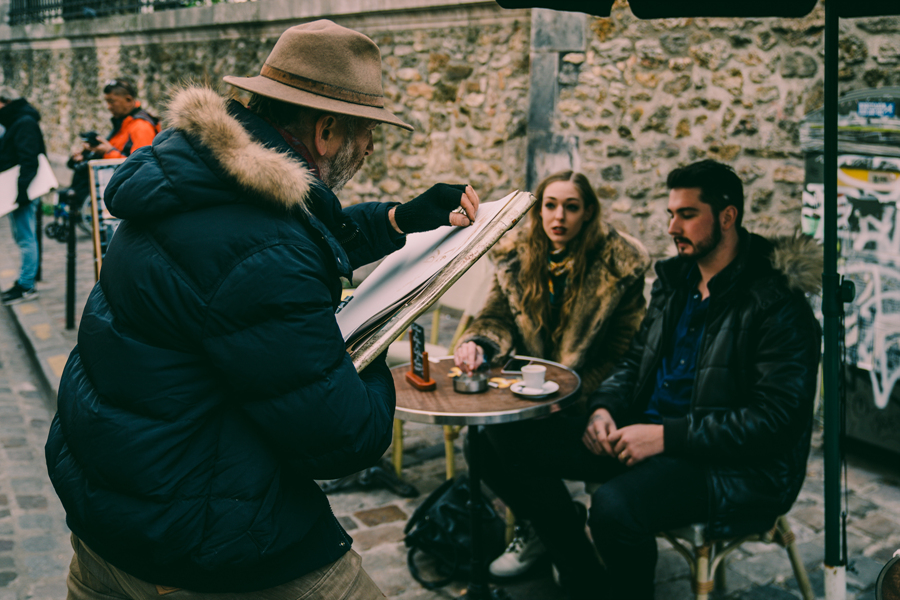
left=66, top=534, right=385, bottom=600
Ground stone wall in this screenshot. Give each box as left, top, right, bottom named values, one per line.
left=533, top=5, right=900, bottom=257
left=1, top=0, right=898, bottom=259
left=0, top=0, right=532, bottom=205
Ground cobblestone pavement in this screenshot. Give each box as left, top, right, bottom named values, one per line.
left=0, top=282, right=71, bottom=599
left=2, top=214, right=900, bottom=599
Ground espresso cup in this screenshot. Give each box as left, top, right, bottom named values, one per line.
left=521, top=364, right=546, bottom=390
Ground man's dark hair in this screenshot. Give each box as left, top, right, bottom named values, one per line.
left=103, top=77, right=138, bottom=98
left=667, top=159, right=745, bottom=227
left=246, top=93, right=362, bottom=139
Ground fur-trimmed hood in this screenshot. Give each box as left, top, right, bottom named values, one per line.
left=768, top=231, right=823, bottom=295
left=106, top=86, right=318, bottom=221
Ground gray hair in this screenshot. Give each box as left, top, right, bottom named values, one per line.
left=0, top=87, right=21, bottom=103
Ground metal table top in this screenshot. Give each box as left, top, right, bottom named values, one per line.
left=391, top=355, right=581, bottom=426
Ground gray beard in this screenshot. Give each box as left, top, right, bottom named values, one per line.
left=321, top=137, right=365, bottom=193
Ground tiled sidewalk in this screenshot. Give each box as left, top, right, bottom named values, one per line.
left=2, top=213, right=900, bottom=599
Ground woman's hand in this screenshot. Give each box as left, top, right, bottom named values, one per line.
left=582, top=408, right=618, bottom=456
left=454, top=341, right=484, bottom=374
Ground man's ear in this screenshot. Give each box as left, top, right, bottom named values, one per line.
left=720, top=205, right=738, bottom=231
left=314, top=114, right=340, bottom=158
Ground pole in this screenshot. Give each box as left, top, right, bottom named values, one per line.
left=822, top=1, right=846, bottom=597
left=66, top=208, right=77, bottom=330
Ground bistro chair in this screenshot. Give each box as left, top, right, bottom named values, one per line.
left=661, top=516, right=814, bottom=600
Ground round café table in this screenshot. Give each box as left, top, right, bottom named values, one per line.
left=391, top=355, right=581, bottom=600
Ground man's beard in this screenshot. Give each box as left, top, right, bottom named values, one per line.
left=321, top=136, right=366, bottom=193
left=674, top=217, right=722, bottom=261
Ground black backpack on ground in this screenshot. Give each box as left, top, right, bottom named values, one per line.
left=403, top=475, right=507, bottom=589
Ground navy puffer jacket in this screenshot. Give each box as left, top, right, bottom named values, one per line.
left=46, top=87, right=404, bottom=592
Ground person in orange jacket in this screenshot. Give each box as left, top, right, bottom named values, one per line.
left=73, top=77, right=159, bottom=162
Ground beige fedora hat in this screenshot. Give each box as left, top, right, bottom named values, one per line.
left=224, top=20, right=413, bottom=131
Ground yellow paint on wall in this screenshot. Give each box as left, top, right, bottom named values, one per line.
left=47, top=354, right=68, bottom=378
left=0, top=269, right=15, bottom=278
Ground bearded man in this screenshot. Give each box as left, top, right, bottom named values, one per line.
left=46, top=20, right=478, bottom=600
left=471, top=160, right=822, bottom=600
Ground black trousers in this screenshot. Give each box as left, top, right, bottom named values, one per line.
left=468, top=414, right=710, bottom=600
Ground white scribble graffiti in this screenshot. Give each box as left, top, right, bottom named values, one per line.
left=803, top=154, right=900, bottom=410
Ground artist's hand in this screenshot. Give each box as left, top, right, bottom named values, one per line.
left=608, top=424, right=664, bottom=467
left=391, top=184, right=479, bottom=234
left=582, top=408, right=618, bottom=456
left=454, top=341, right=484, bottom=374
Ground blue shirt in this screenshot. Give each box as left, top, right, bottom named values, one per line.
left=645, top=276, right=709, bottom=424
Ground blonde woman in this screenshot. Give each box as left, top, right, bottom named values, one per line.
left=452, top=170, right=650, bottom=589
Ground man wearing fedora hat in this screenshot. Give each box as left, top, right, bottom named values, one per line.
left=47, top=20, right=479, bottom=600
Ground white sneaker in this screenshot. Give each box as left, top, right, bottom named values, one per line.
left=489, top=521, right=547, bottom=578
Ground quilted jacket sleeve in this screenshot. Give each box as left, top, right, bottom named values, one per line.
left=342, top=201, right=406, bottom=270
left=201, top=241, right=396, bottom=480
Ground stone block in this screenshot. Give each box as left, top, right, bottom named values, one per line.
left=847, top=555, right=884, bottom=591
left=653, top=576, right=694, bottom=600
left=354, top=505, right=408, bottom=527
left=337, top=515, right=357, bottom=532
left=22, top=553, right=68, bottom=578
left=736, top=583, right=803, bottom=599
left=20, top=535, right=56, bottom=552
left=18, top=514, right=52, bottom=530
left=729, top=547, right=798, bottom=585
left=368, top=566, right=411, bottom=597
left=16, top=496, right=48, bottom=510
left=11, top=478, right=44, bottom=494
left=851, top=513, right=900, bottom=540
left=351, top=524, right=406, bottom=551
left=797, top=534, right=825, bottom=570
left=785, top=564, right=825, bottom=598
left=781, top=52, right=818, bottom=78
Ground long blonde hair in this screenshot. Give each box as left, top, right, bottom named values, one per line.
left=519, top=170, right=606, bottom=345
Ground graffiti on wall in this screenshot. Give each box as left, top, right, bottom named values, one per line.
left=802, top=154, right=900, bottom=409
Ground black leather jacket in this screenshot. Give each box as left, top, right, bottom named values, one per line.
left=587, top=229, right=822, bottom=537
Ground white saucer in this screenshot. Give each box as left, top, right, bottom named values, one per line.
left=510, top=380, right=559, bottom=399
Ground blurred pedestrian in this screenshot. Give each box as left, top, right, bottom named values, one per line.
left=0, top=86, right=46, bottom=305
left=71, top=76, right=159, bottom=163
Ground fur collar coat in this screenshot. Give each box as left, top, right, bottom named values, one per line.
left=458, top=225, right=651, bottom=410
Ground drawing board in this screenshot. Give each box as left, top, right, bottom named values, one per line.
left=87, top=158, right=126, bottom=281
